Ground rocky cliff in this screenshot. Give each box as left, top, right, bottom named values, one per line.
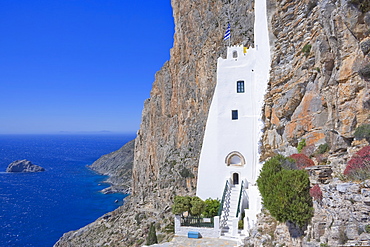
left=262, top=0, right=369, bottom=159
left=55, top=0, right=370, bottom=246
left=88, top=139, right=135, bottom=194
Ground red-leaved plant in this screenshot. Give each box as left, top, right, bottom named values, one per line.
left=344, top=146, right=370, bottom=181
left=289, top=153, right=315, bottom=169
left=309, top=184, right=323, bottom=202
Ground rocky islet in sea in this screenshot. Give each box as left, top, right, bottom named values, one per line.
left=6, top=159, right=45, bottom=173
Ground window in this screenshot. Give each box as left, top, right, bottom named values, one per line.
left=232, top=110, right=238, bottom=120
left=225, top=151, right=246, bottom=166
left=233, top=51, right=238, bottom=58
left=237, top=81, right=245, bottom=93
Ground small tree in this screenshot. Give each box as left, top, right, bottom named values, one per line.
left=172, top=196, right=191, bottom=216
left=203, top=198, right=220, bottom=218
left=146, top=222, right=158, bottom=245
left=190, top=196, right=206, bottom=216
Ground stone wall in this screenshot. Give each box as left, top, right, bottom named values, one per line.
left=174, top=215, right=221, bottom=238
left=244, top=179, right=370, bottom=246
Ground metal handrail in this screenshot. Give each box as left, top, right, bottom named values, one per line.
left=218, top=180, right=230, bottom=216
left=236, top=180, right=244, bottom=218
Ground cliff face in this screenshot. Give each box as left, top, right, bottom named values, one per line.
left=55, top=0, right=370, bottom=246
left=262, top=0, right=370, bottom=160
left=132, top=0, right=254, bottom=210
left=88, top=139, right=134, bottom=194
left=55, top=1, right=255, bottom=246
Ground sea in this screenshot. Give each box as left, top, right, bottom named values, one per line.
left=0, top=134, right=135, bottom=247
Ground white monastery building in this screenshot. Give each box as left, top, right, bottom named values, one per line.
left=196, top=0, right=271, bottom=236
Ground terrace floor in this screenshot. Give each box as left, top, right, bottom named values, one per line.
left=144, top=236, right=239, bottom=247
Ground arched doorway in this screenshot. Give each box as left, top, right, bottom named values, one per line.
left=232, top=173, right=239, bottom=185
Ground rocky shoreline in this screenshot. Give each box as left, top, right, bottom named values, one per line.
left=88, top=139, right=135, bottom=195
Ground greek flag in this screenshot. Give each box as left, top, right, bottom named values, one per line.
left=223, top=23, right=230, bottom=40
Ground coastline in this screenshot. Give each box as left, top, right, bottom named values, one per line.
left=87, top=139, right=135, bottom=195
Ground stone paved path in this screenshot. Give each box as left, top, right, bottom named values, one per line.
left=144, top=236, right=238, bottom=247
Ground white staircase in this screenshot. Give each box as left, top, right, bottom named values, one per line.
left=220, top=184, right=241, bottom=237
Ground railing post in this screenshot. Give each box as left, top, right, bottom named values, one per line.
left=214, top=216, right=219, bottom=229
left=236, top=180, right=244, bottom=218
left=174, top=215, right=181, bottom=234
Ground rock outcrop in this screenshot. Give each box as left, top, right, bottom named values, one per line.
left=88, top=139, right=135, bottom=194
left=6, top=160, right=45, bottom=173
left=262, top=0, right=370, bottom=160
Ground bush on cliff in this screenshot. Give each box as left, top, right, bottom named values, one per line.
left=146, top=222, right=158, bottom=245
left=344, top=146, right=370, bottom=181
left=354, top=124, right=370, bottom=142
left=257, top=155, right=313, bottom=228
left=297, top=139, right=306, bottom=153
left=289, top=153, right=315, bottom=169
left=310, top=184, right=323, bottom=202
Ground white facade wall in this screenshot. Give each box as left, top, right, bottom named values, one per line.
left=196, top=46, right=260, bottom=200
left=196, top=0, right=271, bottom=229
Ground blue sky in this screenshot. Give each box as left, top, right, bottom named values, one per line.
left=0, top=1, right=174, bottom=134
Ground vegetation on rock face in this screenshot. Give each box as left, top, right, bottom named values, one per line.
left=289, top=153, right=315, bottom=169
left=146, top=222, right=158, bottom=245
left=317, top=143, right=330, bottom=154
left=301, top=44, right=312, bottom=57
left=257, top=155, right=313, bottom=228
left=310, top=184, right=323, bottom=202
left=297, top=139, right=307, bottom=153
left=354, top=124, right=370, bottom=142
left=344, top=146, right=370, bottom=181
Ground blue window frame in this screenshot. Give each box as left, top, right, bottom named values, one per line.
left=232, top=110, right=238, bottom=120
left=237, top=81, right=245, bottom=93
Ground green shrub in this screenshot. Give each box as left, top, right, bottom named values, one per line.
left=172, top=196, right=191, bottom=216
left=354, top=124, right=370, bottom=142
left=190, top=196, right=206, bottom=216
left=365, top=224, right=370, bottom=233
left=297, top=139, right=307, bottom=153
left=203, top=198, right=221, bottom=218
left=146, top=222, right=158, bottom=245
left=179, top=167, right=195, bottom=178
left=301, top=44, right=312, bottom=57
left=317, top=143, right=330, bottom=154
left=238, top=219, right=244, bottom=229
left=257, top=155, right=313, bottom=227
left=172, top=196, right=206, bottom=216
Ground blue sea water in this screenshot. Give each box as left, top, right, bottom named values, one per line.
left=0, top=134, right=135, bottom=247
